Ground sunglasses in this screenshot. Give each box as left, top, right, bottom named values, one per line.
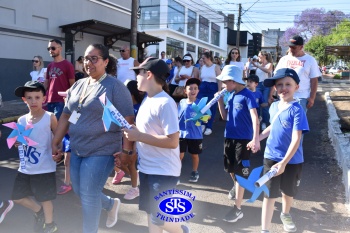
left=231, top=52, right=239, bottom=55
left=83, top=56, right=103, bottom=64
left=47, top=46, right=60, bottom=51
left=32, top=60, right=40, bottom=63
left=184, top=60, right=191, bottom=63
left=120, top=50, right=127, bottom=53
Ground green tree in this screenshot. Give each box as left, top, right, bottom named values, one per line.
left=304, top=35, right=330, bottom=65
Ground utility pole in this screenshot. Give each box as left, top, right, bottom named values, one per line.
left=236, top=3, right=242, bottom=48
left=131, top=0, right=138, bottom=60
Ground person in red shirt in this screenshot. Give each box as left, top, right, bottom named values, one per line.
left=44, top=39, right=75, bottom=120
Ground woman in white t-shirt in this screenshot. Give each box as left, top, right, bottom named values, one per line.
left=174, top=54, right=199, bottom=87
left=30, top=56, right=46, bottom=83
left=252, top=51, right=273, bottom=130
left=224, top=47, right=245, bottom=78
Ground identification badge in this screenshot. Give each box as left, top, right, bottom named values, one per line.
left=69, top=110, right=81, bottom=124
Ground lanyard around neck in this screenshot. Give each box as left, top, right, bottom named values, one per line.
left=77, top=73, right=107, bottom=112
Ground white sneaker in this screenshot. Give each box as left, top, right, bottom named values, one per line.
left=106, top=198, right=121, bottom=228
left=124, top=187, right=139, bottom=200
left=201, top=125, right=206, bottom=133
left=204, top=128, right=212, bottom=136
left=261, top=123, right=267, bottom=131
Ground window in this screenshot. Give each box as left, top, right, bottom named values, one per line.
left=139, top=0, right=160, bottom=30
left=199, top=15, right=209, bottom=42
left=211, top=22, right=220, bottom=46
left=167, top=37, right=184, bottom=58
left=187, top=9, right=196, bottom=37
left=168, top=0, right=185, bottom=33
left=187, top=43, right=196, bottom=60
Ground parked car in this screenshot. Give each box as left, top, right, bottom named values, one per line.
left=329, top=67, right=341, bottom=74
left=325, top=65, right=332, bottom=74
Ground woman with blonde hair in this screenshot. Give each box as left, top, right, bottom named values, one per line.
left=30, top=56, right=46, bottom=83
left=251, top=50, right=273, bottom=130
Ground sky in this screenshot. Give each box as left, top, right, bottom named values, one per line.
left=201, top=0, right=350, bottom=33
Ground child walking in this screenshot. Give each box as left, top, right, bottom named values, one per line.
left=216, top=65, right=260, bottom=223
left=256, top=68, right=309, bottom=233
left=12, top=81, right=60, bottom=233
left=123, top=58, right=189, bottom=233
left=178, top=78, right=203, bottom=182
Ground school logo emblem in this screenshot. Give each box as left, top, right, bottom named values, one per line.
left=154, top=189, right=196, bottom=223
left=242, top=168, right=249, bottom=176
left=234, top=103, right=243, bottom=110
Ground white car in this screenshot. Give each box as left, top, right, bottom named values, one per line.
left=329, top=67, right=341, bottom=74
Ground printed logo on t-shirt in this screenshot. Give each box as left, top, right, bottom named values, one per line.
left=281, top=120, right=292, bottom=129
left=234, top=103, right=243, bottom=110
left=23, top=146, right=41, bottom=165
left=190, top=111, right=198, bottom=118
left=286, top=60, right=305, bottom=69
left=49, top=67, right=63, bottom=79
left=242, top=167, right=249, bottom=176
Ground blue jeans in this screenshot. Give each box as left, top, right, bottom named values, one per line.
left=256, top=82, right=270, bottom=124
left=70, top=153, right=115, bottom=233
left=197, top=81, right=218, bottom=130
left=47, top=102, right=65, bottom=120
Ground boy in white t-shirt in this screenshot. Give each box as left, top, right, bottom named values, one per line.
left=124, top=58, right=189, bottom=233
left=12, top=81, right=60, bottom=233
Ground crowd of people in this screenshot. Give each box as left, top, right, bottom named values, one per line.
left=0, top=34, right=322, bottom=233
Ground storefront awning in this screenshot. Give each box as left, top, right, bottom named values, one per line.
left=325, top=46, right=350, bottom=57
left=59, top=19, right=162, bottom=48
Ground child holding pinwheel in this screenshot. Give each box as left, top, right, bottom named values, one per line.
left=11, top=81, right=59, bottom=233
left=178, top=78, right=203, bottom=183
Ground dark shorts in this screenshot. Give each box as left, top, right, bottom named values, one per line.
left=224, top=139, right=251, bottom=177
left=62, top=133, right=71, bottom=153
left=179, top=138, right=202, bottom=154
left=263, top=158, right=302, bottom=198
left=12, top=172, right=57, bottom=202
left=139, top=172, right=179, bottom=226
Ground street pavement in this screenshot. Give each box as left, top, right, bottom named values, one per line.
left=0, top=81, right=350, bottom=233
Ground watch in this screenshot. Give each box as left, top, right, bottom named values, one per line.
left=122, top=149, right=133, bottom=155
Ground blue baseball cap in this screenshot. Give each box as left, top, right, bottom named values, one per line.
left=216, top=65, right=245, bottom=85
left=166, top=59, right=173, bottom=64
left=263, top=68, right=300, bottom=87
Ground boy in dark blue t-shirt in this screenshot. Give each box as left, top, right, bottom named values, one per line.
left=178, top=78, right=203, bottom=183
left=257, top=68, right=309, bottom=233
left=217, top=65, right=260, bottom=223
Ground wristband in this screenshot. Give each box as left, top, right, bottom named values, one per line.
left=122, top=149, right=133, bottom=155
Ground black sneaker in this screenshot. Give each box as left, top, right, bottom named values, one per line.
left=189, top=171, right=199, bottom=183
left=223, top=206, right=243, bottom=222
left=34, top=208, right=45, bottom=232
left=43, top=222, right=58, bottom=233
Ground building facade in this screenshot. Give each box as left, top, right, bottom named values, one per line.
left=138, top=0, right=227, bottom=61
left=261, top=28, right=286, bottom=62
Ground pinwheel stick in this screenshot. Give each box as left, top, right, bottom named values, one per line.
left=255, top=167, right=278, bottom=188
left=200, top=88, right=227, bottom=114
left=107, top=104, right=132, bottom=129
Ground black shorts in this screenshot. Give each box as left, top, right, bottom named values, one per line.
left=224, top=139, right=251, bottom=177
left=263, top=158, right=302, bottom=198
left=12, top=172, right=57, bottom=202
left=179, top=138, right=202, bottom=154
left=139, top=172, right=178, bottom=225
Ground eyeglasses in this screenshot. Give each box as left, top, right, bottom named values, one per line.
left=231, top=52, right=239, bottom=55
left=47, top=46, right=60, bottom=51
left=184, top=60, right=191, bottom=63
left=32, top=60, right=39, bottom=63
left=83, top=56, right=103, bottom=64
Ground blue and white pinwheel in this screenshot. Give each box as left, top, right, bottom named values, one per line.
left=186, top=97, right=212, bottom=126
left=235, top=166, right=270, bottom=203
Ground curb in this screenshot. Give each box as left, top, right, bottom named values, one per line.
left=0, top=116, right=21, bottom=124
left=325, top=91, right=350, bottom=209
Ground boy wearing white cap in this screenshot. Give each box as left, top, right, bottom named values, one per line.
left=217, top=65, right=260, bottom=223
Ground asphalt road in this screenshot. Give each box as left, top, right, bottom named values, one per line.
left=0, top=82, right=349, bottom=233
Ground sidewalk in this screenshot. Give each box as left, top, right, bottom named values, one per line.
left=0, top=100, right=28, bottom=123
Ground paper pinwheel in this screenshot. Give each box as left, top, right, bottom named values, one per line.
left=99, top=92, right=132, bottom=131
left=235, top=166, right=270, bottom=203
left=3, top=122, right=38, bottom=149
left=186, top=97, right=211, bottom=126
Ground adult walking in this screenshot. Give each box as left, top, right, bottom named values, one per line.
left=274, top=35, right=321, bottom=112
left=168, top=56, right=183, bottom=102
left=224, top=47, right=245, bottom=78
left=52, top=44, right=135, bottom=233
left=174, top=54, right=199, bottom=86
left=198, top=52, right=221, bottom=136
left=252, top=51, right=273, bottom=130
left=45, top=39, right=75, bottom=120
left=30, top=56, right=46, bottom=83
left=116, top=45, right=139, bottom=83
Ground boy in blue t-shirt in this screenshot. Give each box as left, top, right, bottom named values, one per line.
left=257, top=68, right=309, bottom=233
left=217, top=65, right=260, bottom=223
left=178, top=78, right=203, bottom=183
left=244, top=74, right=268, bottom=124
